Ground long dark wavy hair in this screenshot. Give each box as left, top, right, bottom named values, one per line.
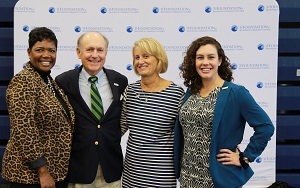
left=180, top=36, right=233, bottom=94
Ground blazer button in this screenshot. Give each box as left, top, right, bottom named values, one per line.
left=95, top=141, right=99, bottom=145
left=97, top=124, right=101, bottom=128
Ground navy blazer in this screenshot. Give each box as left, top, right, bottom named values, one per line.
left=174, top=81, right=274, bottom=188
left=55, top=66, right=128, bottom=184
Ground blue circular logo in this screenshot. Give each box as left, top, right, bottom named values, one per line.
left=256, top=157, right=262, bottom=163
left=231, top=25, right=238, bottom=32
left=205, top=6, right=212, bottom=13
left=257, top=82, right=263, bottom=88
left=100, top=7, right=107, bottom=14
left=178, top=26, right=185, bottom=33
left=257, top=43, right=264, bottom=50
left=22, top=63, right=26, bottom=68
left=126, top=64, right=133, bottom=71
left=74, top=26, right=81, bottom=33
left=231, top=63, right=237, bottom=70
left=153, top=7, right=159, bottom=14
left=258, top=5, right=265, bottom=12
left=23, top=25, right=30, bottom=32
left=126, top=26, right=133, bottom=33
left=74, top=64, right=81, bottom=69
left=49, top=7, right=55, bottom=13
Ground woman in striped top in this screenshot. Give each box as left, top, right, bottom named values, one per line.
left=121, top=38, right=184, bottom=187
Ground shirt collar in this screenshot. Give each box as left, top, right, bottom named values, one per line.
left=82, top=68, right=104, bottom=84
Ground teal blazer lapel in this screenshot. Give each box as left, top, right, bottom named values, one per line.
left=211, top=81, right=230, bottom=141
left=182, top=88, right=191, bottom=104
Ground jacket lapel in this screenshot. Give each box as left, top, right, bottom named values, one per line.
left=101, top=68, right=120, bottom=121
left=211, top=81, right=231, bottom=141
left=182, top=88, right=192, bottom=106
left=71, top=66, right=93, bottom=116
left=105, top=69, right=119, bottom=102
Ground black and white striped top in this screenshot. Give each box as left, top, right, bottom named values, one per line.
left=121, top=80, right=184, bottom=188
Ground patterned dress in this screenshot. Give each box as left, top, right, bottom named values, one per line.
left=179, top=87, right=221, bottom=188
left=121, top=81, right=184, bottom=188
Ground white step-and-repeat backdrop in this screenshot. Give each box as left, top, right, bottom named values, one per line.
left=14, top=0, right=279, bottom=187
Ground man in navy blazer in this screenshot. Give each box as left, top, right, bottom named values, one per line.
left=56, top=32, right=128, bottom=187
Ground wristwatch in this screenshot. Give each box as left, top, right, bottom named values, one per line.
left=239, top=152, right=250, bottom=169
left=243, top=156, right=249, bottom=164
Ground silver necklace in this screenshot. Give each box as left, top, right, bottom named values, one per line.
left=140, top=91, right=153, bottom=103
left=140, top=78, right=161, bottom=103
left=47, top=76, right=56, bottom=96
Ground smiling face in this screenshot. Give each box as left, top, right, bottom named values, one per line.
left=77, top=32, right=108, bottom=76
left=27, top=39, right=57, bottom=72
left=195, top=44, right=222, bottom=81
left=133, top=46, right=159, bottom=78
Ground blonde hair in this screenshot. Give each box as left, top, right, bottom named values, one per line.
left=132, top=38, right=168, bottom=75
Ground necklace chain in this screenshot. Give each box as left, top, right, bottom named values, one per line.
left=200, top=80, right=223, bottom=97
left=140, top=78, right=161, bottom=103
left=200, top=87, right=217, bottom=97
left=141, top=78, right=161, bottom=92
left=47, top=77, right=65, bottom=97
left=47, top=76, right=56, bottom=96
left=141, top=92, right=152, bottom=103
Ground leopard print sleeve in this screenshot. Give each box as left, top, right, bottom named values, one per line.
left=6, top=72, right=46, bottom=164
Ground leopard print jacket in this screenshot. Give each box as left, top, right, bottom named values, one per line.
left=2, top=62, right=75, bottom=184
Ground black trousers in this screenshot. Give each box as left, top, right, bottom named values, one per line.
left=9, top=180, right=67, bottom=188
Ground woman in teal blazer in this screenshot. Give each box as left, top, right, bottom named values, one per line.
left=174, top=36, right=274, bottom=187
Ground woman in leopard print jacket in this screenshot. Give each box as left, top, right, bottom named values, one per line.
left=2, top=27, right=75, bottom=188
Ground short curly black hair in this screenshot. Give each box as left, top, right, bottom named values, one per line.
left=180, top=36, right=233, bottom=94
left=28, top=27, right=57, bottom=49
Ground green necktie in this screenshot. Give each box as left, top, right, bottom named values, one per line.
left=89, top=76, right=103, bottom=122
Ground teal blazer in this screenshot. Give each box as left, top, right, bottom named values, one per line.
left=174, top=81, right=274, bottom=188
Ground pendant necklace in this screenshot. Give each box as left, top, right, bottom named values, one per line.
left=140, top=78, right=161, bottom=103
left=141, top=89, right=154, bottom=103
left=143, top=93, right=150, bottom=103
